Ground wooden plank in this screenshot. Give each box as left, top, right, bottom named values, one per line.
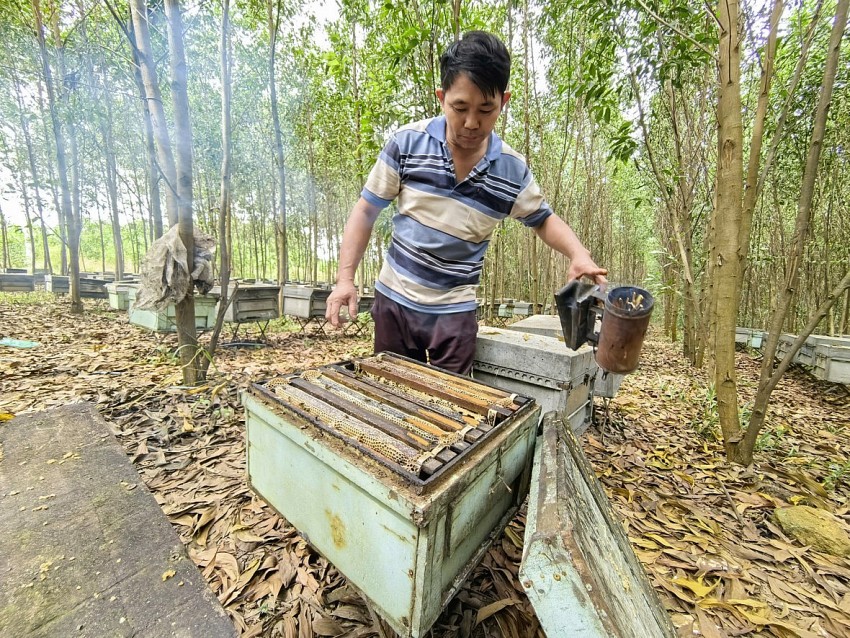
left=519, top=413, right=675, bottom=637
left=288, top=378, right=432, bottom=450
left=308, top=374, right=458, bottom=440
left=360, top=359, right=513, bottom=419
left=324, top=366, right=475, bottom=430
left=264, top=383, right=422, bottom=469
left=389, top=355, right=517, bottom=402
left=0, top=403, right=236, bottom=637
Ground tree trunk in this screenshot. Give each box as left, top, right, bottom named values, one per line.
left=101, top=104, right=125, bottom=280
left=127, top=13, right=164, bottom=240
left=268, top=0, right=287, bottom=311
left=36, top=76, right=66, bottom=275
left=712, top=0, right=745, bottom=461
left=33, top=0, right=80, bottom=311
left=96, top=203, right=106, bottom=274
left=14, top=155, right=38, bottom=275
left=131, top=0, right=179, bottom=228
left=51, top=3, right=84, bottom=308
left=15, top=77, right=51, bottom=274
left=0, top=202, right=9, bottom=270
left=165, top=0, right=199, bottom=386
left=68, top=117, right=83, bottom=308
left=201, top=0, right=232, bottom=380
left=351, top=19, right=367, bottom=294
left=738, top=0, right=783, bottom=299
left=306, top=103, right=318, bottom=286
left=522, top=0, right=539, bottom=310
left=733, top=0, right=849, bottom=463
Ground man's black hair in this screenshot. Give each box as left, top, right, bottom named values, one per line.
left=440, top=31, right=510, bottom=98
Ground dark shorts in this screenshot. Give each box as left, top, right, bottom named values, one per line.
left=371, top=291, right=479, bottom=374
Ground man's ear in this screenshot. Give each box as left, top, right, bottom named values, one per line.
left=436, top=88, right=445, bottom=104
left=501, top=91, right=511, bottom=108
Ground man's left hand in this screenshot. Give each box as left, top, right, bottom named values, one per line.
left=568, top=253, right=608, bottom=286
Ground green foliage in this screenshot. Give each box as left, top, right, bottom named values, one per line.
left=0, top=290, right=53, bottom=305
left=755, top=424, right=790, bottom=453
left=824, top=459, right=850, bottom=492
left=690, top=383, right=720, bottom=442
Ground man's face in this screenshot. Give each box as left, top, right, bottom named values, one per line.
left=436, top=73, right=510, bottom=153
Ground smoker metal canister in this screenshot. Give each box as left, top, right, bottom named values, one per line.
left=595, top=286, right=654, bottom=374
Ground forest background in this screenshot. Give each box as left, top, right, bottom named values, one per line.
left=0, top=0, right=848, bottom=461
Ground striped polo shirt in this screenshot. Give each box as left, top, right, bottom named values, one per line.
left=362, top=116, right=553, bottom=314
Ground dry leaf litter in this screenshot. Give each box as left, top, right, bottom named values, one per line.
left=1, top=292, right=849, bottom=638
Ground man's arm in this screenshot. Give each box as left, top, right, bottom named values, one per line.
left=533, top=214, right=608, bottom=285
left=326, top=197, right=383, bottom=327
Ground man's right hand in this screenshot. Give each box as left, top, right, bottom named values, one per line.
left=326, top=281, right=359, bottom=328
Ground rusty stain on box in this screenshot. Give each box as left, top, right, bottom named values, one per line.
left=243, top=353, right=539, bottom=637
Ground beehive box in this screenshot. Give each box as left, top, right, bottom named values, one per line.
left=473, top=327, right=594, bottom=434
left=105, top=281, right=138, bottom=311
left=797, top=340, right=817, bottom=366
left=512, top=301, right=534, bottom=317
left=244, top=353, right=539, bottom=638
left=497, top=301, right=514, bottom=318
left=735, top=327, right=764, bottom=349
left=775, top=333, right=798, bottom=362
left=282, top=285, right=331, bottom=319
left=807, top=334, right=850, bottom=350
left=47, top=275, right=109, bottom=298
left=218, top=283, right=280, bottom=323
left=357, top=294, right=375, bottom=314
left=45, top=274, right=70, bottom=294
left=812, top=342, right=850, bottom=384
left=79, top=277, right=108, bottom=299
left=507, top=314, right=625, bottom=399
left=0, top=273, right=35, bottom=292
left=127, top=286, right=220, bottom=332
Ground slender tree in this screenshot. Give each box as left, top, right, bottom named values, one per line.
left=14, top=77, right=51, bottom=274
left=710, top=0, right=745, bottom=460
left=0, top=200, right=9, bottom=270
left=165, top=0, right=199, bottom=385
left=32, top=0, right=81, bottom=312
left=100, top=77, right=125, bottom=280
left=735, top=0, right=850, bottom=461
left=130, top=0, right=179, bottom=228
left=201, top=0, right=233, bottom=380
left=268, top=0, right=288, bottom=310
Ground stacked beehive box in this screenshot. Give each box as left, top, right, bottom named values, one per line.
left=473, top=326, right=595, bottom=434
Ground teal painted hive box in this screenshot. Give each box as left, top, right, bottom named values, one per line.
left=127, top=286, right=219, bottom=332
left=105, top=281, right=138, bottom=311
left=244, top=353, right=539, bottom=638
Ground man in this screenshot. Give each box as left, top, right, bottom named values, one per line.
left=326, top=31, right=607, bottom=374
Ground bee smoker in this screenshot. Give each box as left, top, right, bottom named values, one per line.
left=554, top=281, right=655, bottom=374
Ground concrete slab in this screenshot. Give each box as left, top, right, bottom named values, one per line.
left=0, top=403, right=236, bottom=638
